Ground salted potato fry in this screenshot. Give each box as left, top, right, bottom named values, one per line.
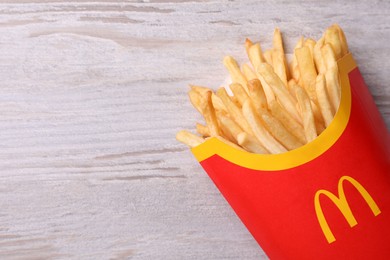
left=237, top=132, right=269, bottom=154
left=257, top=63, right=302, bottom=124
left=216, top=87, right=254, bottom=136
left=269, top=100, right=306, bottom=144
left=273, top=28, right=291, bottom=80
left=315, top=74, right=334, bottom=127
left=295, top=46, right=317, bottom=101
left=190, top=85, right=212, bottom=94
left=247, top=42, right=265, bottom=66
left=263, top=50, right=273, bottom=67
left=247, top=79, right=268, bottom=111
left=325, top=65, right=341, bottom=112
left=176, top=130, right=204, bottom=147
left=321, top=43, right=337, bottom=70
left=217, top=112, right=243, bottom=141
left=211, top=92, right=227, bottom=112
left=223, top=56, right=248, bottom=92
left=313, top=36, right=326, bottom=74
left=295, top=86, right=317, bottom=142
left=261, top=112, right=303, bottom=150
left=333, top=24, right=348, bottom=57
left=188, top=90, right=202, bottom=114
left=290, top=37, right=304, bottom=83
left=242, top=100, right=287, bottom=154
left=214, top=135, right=247, bottom=152
left=230, top=83, right=250, bottom=107
left=304, top=38, right=316, bottom=59
left=324, top=25, right=342, bottom=59
left=199, top=91, right=220, bottom=136
left=245, top=38, right=254, bottom=55
left=196, top=123, right=210, bottom=137
left=272, top=50, right=288, bottom=86
left=241, top=63, right=257, bottom=81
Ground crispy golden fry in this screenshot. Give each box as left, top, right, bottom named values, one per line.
left=237, top=132, right=269, bottom=154
left=263, top=49, right=273, bottom=67
left=241, top=63, right=257, bottom=81
left=315, top=119, right=326, bottom=135
left=261, top=112, right=303, bottom=150
left=242, top=100, right=287, bottom=154
left=269, top=100, right=306, bottom=144
left=245, top=38, right=253, bottom=54
left=230, top=83, right=250, bottom=107
left=273, top=28, right=291, bottom=80
left=257, top=63, right=302, bottom=124
left=295, top=86, right=317, bottom=142
left=190, top=85, right=211, bottom=94
left=313, top=36, right=326, bottom=74
left=216, top=87, right=254, bottom=135
left=325, top=65, right=341, bottom=112
left=315, top=74, right=334, bottom=127
left=198, top=91, right=220, bottom=136
left=247, top=79, right=268, bottom=111
left=321, top=43, right=337, bottom=70
left=324, top=25, right=342, bottom=60
left=217, top=112, right=243, bottom=141
left=211, top=92, right=227, bottom=112
left=333, top=24, right=349, bottom=57
left=214, top=135, right=247, bottom=151
left=247, top=42, right=265, bottom=66
left=176, top=130, right=205, bottom=147
left=272, top=50, right=288, bottom=86
left=310, top=100, right=325, bottom=127
left=304, top=38, right=316, bottom=58
left=188, top=89, right=202, bottom=114
left=290, top=37, right=304, bottom=83
left=295, top=46, right=318, bottom=102
left=287, top=79, right=298, bottom=102
left=196, top=123, right=210, bottom=137
left=223, top=56, right=248, bottom=92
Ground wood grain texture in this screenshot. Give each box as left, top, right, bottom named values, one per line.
left=0, top=0, right=388, bottom=259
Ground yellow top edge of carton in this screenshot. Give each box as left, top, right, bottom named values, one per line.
left=191, top=53, right=356, bottom=171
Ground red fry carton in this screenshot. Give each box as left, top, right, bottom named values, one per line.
left=191, top=53, right=390, bottom=259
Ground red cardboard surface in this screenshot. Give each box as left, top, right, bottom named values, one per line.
left=193, top=55, right=390, bottom=259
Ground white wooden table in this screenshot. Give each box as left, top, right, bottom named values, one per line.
left=0, top=1, right=388, bottom=259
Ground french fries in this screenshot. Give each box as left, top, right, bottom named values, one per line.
left=177, top=24, right=349, bottom=154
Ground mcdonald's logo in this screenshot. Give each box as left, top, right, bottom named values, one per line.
left=314, top=175, right=381, bottom=243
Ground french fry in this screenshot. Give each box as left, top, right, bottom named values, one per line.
left=190, top=85, right=211, bottom=94
left=176, top=130, right=205, bottom=147
left=216, top=87, right=254, bottom=136
left=295, top=87, right=317, bottom=142
left=324, top=25, right=342, bottom=60
left=247, top=42, right=265, bottom=66
left=237, top=132, right=269, bottom=154
left=245, top=38, right=253, bottom=54
left=217, top=112, right=243, bottom=141
left=223, top=56, right=248, bottom=92
left=273, top=28, right=291, bottom=81
left=247, top=79, right=268, bottom=111
left=196, top=123, right=210, bottom=137
left=295, top=46, right=318, bottom=102
left=198, top=90, right=220, bottom=136
left=188, top=89, right=202, bottom=113
left=242, top=100, right=287, bottom=154
left=272, top=50, right=288, bottom=86
left=241, top=63, right=257, bottom=81
left=257, top=63, right=302, bottom=124
left=325, top=65, right=341, bottom=112
left=333, top=24, right=349, bottom=57
left=269, top=100, right=306, bottom=144
left=290, top=37, right=304, bottom=83
left=260, top=112, right=304, bottom=150
left=263, top=49, right=273, bottom=67
left=315, top=74, right=334, bottom=127
left=313, top=36, right=326, bottom=74
left=321, top=43, right=337, bottom=70
left=304, top=38, right=316, bottom=59
left=214, top=135, right=247, bottom=152
left=230, top=83, right=250, bottom=107
left=211, top=92, right=228, bottom=112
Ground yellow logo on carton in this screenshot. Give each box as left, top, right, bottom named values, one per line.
left=314, top=176, right=381, bottom=243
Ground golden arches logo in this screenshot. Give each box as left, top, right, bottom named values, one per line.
left=314, top=176, right=381, bottom=243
